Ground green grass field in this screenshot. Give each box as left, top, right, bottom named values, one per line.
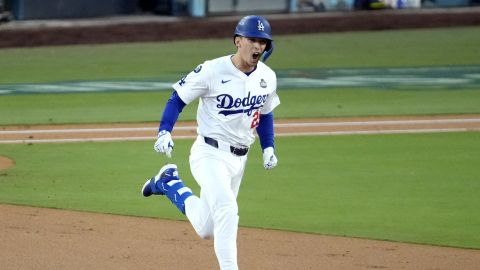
left=1, top=26, right=480, bottom=125
left=1, top=134, right=479, bottom=248
left=2, top=26, right=480, bottom=84
left=1, top=26, right=480, bottom=249
left=2, top=88, right=480, bottom=125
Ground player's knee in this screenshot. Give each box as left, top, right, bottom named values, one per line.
left=191, top=220, right=214, bottom=239
left=194, top=221, right=214, bottom=239
left=197, top=228, right=214, bottom=240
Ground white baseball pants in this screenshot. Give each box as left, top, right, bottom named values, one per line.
left=185, top=136, right=248, bottom=270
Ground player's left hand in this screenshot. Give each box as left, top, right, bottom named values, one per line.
left=262, top=147, right=278, bottom=170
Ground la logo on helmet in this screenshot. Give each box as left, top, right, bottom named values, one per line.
left=257, top=20, right=265, bottom=31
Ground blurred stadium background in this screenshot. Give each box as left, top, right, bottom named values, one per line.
left=1, top=0, right=480, bottom=49
left=1, top=0, right=480, bottom=19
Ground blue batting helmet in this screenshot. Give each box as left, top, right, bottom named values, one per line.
left=234, top=15, right=274, bottom=62
left=234, top=15, right=272, bottom=41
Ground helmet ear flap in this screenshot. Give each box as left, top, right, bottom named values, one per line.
left=264, top=40, right=272, bottom=53
left=262, top=41, right=274, bottom=62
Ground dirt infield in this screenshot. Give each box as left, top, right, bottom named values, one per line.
left=1, top=115, right=480, bottom=269
left=2, top=204, right=480, bottom=270
left=2, top=115, right=480, bottom=143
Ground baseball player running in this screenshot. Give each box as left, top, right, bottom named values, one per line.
left=141, top=15, right=280, bottom=270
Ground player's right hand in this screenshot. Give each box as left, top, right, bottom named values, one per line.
left=154, top=130, right=174, bottom=158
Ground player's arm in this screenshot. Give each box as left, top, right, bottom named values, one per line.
left=154, top=90, right=186, bottom=157
left=155, top=61, right=208, bottom=157
left=256, top=112, right=278, bottom=170
left=159, top=91, right=186, bottom=132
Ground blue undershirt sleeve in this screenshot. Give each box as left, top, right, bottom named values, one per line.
left=159, top=91, right=186, bottom=133
left=256, top=112, right=275, bottom=150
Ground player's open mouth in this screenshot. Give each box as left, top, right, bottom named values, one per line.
left=252, top=52, right=261, bottom=60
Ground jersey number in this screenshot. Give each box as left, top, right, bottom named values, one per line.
left=251, top=111, right=260, bottom=129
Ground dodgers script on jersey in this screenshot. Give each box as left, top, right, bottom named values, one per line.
left=173, top=55, right=280, bottom=147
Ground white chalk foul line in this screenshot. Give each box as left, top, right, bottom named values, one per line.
left=275, top=118, right=480, bottom=128
left=0, top=135, right=197, bottom=144
left=1, top=127, right=479, bottom=144
left=276, top=127, right=480, bottom=137
left=0, top=127, right=156, bottom=134
left=1, top=117, right=480, bottom=135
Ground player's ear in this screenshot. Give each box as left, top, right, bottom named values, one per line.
left=234, top=36, right=242, bottom=49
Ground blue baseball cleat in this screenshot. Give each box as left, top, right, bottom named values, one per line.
left=141, top=163, right=193, bottom=214
left=142, top=164, right=180, bottom=197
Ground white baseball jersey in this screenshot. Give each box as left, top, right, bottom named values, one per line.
left=173, top=55, right=280, bottom=148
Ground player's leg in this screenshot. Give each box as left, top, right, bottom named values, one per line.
left=230, top=156, right=247, bottom=198
left=211, top=154, right=246, bottom=270
left=184, top=189, right=214, bottom=239
left=141, top=161, right=214, bottom=239
left=141, top=164, right=193, bottom=214
left=186, top=139, right=243, bottom=270
left=190, top=157, right=239, bottom=270
left=182, top=139, right=215, bottom=238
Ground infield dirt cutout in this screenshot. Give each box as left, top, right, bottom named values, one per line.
left=0, top=155, right=14, bottom=170
left=1, top=115, right=480, bottom=269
